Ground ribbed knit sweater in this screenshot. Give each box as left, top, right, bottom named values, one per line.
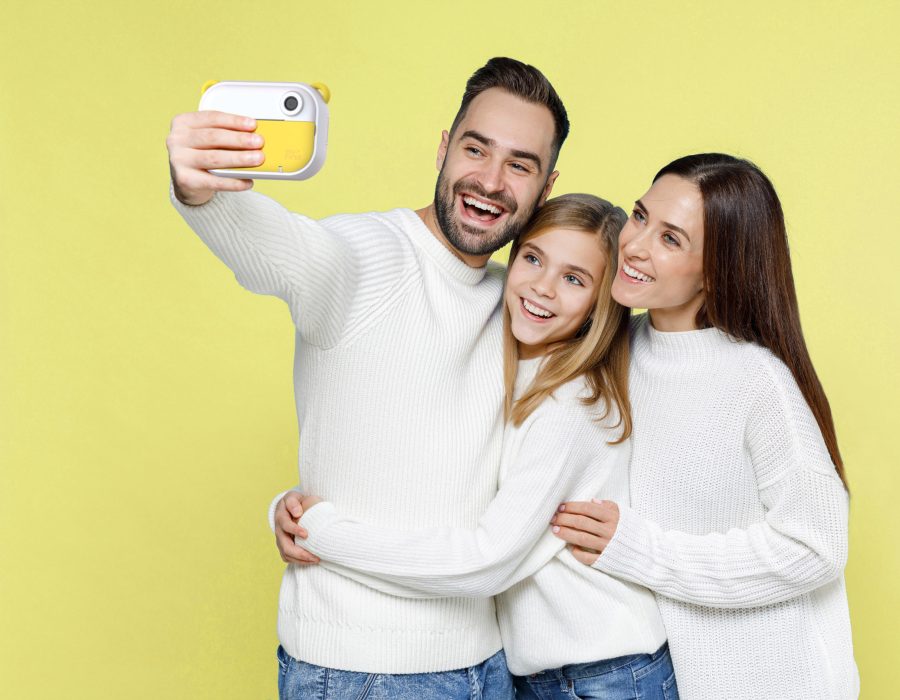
left=592, top=314, right=859, bottom=699
left=172, top=189, right=508, bottom=673
left=295, top=358, right=667, bottom=675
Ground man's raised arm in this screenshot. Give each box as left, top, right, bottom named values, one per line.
left=167, top=110, right=261, bottom=205
left=165, top=109, right=405, bottom=347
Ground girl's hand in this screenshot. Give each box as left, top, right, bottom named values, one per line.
left=300, top=494, right=323, bottom=512
left=551, top=499, right=620, bottom=565
left=274, top=492, right=320, bottom=565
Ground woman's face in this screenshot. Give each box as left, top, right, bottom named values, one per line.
left=611, top=174, right=705, bottom=331
left=505, top=227, right=606, bottom=359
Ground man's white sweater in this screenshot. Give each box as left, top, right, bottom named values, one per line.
left=295, top=358, right=667, bottom=675
left=593, top=315, right=859, bottom=699
left=173, top=190, right=507, bottom=673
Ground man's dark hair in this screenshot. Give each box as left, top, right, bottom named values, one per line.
left=449, top=57, right=570, bottom=170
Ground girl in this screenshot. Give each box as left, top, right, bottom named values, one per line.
left=552, top=155, right=859, bottom=699
left=275, top=194, right=678, bottom=699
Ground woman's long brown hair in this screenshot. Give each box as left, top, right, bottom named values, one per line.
left=655, top=154, right=848, bottom=489
left=503, top=194, right=631, bottom=442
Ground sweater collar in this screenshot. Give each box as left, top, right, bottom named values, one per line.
left=634, top=313, right=739, bottom=362
left=398, top=209, right=492, bottom=286
left=514, top=356, right=544, bottom=399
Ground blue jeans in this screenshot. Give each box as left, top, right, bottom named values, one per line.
left=277, top=645, right=514, bottom=700
left=512, top=643, right=678, bottom=700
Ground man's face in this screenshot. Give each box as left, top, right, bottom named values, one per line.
left=434, top=88, right=559, bottom=258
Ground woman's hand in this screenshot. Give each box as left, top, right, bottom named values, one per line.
left=274, top=492, right=320, bottom=565
left=551, top=499, right=620, bottom=565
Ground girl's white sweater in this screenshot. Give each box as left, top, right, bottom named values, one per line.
left=297, top=358, right=667, bottom=675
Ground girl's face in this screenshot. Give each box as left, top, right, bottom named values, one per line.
left=611, top=174, right=705, bottom=331
left=505, top=227, right=606, bottom=359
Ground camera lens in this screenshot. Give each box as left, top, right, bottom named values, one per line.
left=281, top=92, right=303, bottom=116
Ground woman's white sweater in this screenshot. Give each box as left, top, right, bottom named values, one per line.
left=592, top=315, right=859, bottom=699
left=297, top=358, right=667, bottom=675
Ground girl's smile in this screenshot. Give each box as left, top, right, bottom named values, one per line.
left=505, top=227, right=606, bottom=359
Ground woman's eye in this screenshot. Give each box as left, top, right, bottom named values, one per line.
left=524, top=253, right=540, bottom=265
left=662, top=232, right=681, bottom=247
left=633, top=209, right=646, bottom=223
left=564, top=274, right=583, bottom=286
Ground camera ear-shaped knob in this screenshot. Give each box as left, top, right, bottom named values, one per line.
left=200, top=79, right=219, bottom=96
left=311, top=82, right=331, bottom=104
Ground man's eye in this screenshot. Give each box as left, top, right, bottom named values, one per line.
left=466, top=146, right=482, bottom=156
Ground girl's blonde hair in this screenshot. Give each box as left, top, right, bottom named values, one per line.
left=503, top=193, right=631, bottom=442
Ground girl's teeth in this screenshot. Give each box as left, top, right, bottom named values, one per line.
left=523, top=299, right=552, bottom=318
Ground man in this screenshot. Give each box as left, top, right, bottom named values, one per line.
left=167, top=57, right=568, bottom=698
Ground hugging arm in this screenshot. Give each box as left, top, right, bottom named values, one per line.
left=555, top=361, right=849, bottom=609
left=285, top=409, right=616, bottom=598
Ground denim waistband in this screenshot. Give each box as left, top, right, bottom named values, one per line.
left=521, top=641, right=670, bottom=682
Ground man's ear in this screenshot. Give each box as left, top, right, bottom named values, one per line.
left=436, top=130, right=450, bottom=171
left=539, top=170, right=560, bottom=206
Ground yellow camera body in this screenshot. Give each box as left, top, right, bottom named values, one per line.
left=199, top=80, right=330, bottom=180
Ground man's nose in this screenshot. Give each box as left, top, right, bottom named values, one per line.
left=476, top=157, right=505, bottom=193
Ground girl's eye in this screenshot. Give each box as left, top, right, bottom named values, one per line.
left=524, top=253, right=540, bottom=265
left=564, top=274, right=583, bottom=286
left=633, top=209, right=646, bottom=223
left=662, top=232, right=681, bottom=247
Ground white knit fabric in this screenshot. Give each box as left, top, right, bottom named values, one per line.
left=296, top=358, right=668, bottom=675
left=172, top=189, right=508, bottom=673
left=592, top=314, right=859, bottom=699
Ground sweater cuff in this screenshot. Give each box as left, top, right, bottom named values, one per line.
left=267, top=488, right=305, bottom=533
left=169, top=182, right=231, bottom=218
left=297, top=502, right=341, bottom=555
left=591, top=504, right=654, bottom=581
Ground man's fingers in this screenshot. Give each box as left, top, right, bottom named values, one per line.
left=185, top=127, right=265, bottom=151
left=174, top=110, right=257, bottom=132
left=174, top=169, right=253, bottom=193
left=190, top=148, right=265, bottom=170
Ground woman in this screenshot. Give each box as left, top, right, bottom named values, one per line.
left=551, top=154, right=858, bottom=699
left=274, top=194, right=678, bottom=699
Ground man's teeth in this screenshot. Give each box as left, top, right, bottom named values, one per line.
left=523, top=299, right=553, bottom=318
left=463, top=196, right=502, bottom=215
left=623, top=263, right=655, bottom=283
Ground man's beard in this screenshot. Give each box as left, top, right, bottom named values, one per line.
left=433, top=170, right=540, bottom=257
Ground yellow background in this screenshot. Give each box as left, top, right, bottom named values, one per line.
left=1, top=2, right=897, bottom=697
